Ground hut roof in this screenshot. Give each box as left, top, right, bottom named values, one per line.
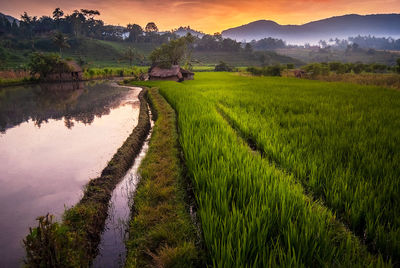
left=66, top=61, right=83, bottom=72
left=149, top=65, right=182, bottom=78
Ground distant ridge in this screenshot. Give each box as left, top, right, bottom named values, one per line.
left=221, top=14, right=400, bottom=44
left=0, top=12, right=19, bottom=25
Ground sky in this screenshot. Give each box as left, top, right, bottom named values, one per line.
left=2, top=0, right=400, bottom=33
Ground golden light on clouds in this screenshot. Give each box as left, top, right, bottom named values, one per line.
left=2, top=0, right=400, bottom=33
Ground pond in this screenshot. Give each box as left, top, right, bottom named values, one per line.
left=0, top=81, right=141, bottom=267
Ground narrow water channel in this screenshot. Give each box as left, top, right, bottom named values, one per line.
left=93, top=102, right=154, bottom=268
left=0, top=81, right=141, bottom=267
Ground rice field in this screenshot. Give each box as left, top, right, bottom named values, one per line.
left=136, top=72, right=399, bottom=267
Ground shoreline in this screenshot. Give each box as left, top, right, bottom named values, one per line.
left=24, top=86, right=151, bottom=266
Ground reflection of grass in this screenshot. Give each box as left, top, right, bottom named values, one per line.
left=24, top=88, right=151, bottom=266
left=125, top=88, right=205, bottom=267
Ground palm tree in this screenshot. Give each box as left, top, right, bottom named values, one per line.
left=53, top=32, right=70, bottom=58
left=124, top=46, right=141, bottom=66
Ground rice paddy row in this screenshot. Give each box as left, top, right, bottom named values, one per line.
left=133, top=72, right=398, bottom=266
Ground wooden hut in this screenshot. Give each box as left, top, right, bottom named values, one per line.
left=45, top=60, right=83, bottom=82
left=294, top=69, right=306, bottom=78
left=149, top=65, right=194, bottom=82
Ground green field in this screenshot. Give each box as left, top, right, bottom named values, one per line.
left=133, top=73, right=399, bottom=266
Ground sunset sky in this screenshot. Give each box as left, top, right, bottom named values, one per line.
left=2, top=0, right=400, bottom=33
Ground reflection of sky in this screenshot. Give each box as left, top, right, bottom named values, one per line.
left=2, top=0, right=399, bottom=33
left=0, top=89, right=140, bottom=267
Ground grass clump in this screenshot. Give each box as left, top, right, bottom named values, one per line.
left=125, top=88, right=204, bottom=268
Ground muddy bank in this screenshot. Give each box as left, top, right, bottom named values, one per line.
left=93, top=104, right=154, bottom=267
left=24, top=87, right=151, bottom=267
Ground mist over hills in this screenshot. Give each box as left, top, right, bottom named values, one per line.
left=221, top=14, right=400, bottom=45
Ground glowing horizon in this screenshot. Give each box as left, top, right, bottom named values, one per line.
left=2, top=0, right=400, bottom=33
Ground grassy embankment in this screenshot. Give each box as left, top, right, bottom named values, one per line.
left=0, top=66, right=149, bottom=87
left=133, top=72, right=396, bottom=266
left=24, top=89, right=151, bottom=266
left=124, top=87, right=205, bottom=267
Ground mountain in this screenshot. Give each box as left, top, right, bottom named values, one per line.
left=221, top=14, right=400, bottom=44
left=0, top=12, right=19, bottom=25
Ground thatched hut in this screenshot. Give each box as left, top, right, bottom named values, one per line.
left=294, top=69, right=306, bottom=78
left=45, top=60, right=83, bottom=82
left=149, top=65, right=194, bottom=82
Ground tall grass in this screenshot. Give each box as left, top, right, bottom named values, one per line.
left=134, top=73, right=391, bottom=267
left=213, top=74, right=400, bottom=263
left=83, top=66, right=148, bottom=80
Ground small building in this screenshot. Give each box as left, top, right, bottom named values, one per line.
left=294, top=69, right=306, bottom=78
left=45, top=60, right=83, bottom=82
left=149, top=65, right=194, bottom=82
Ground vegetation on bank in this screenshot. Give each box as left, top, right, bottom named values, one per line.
left=0, top=64, right=148, bottom=87
left=133, top=73, right=395, bottom=266
left=24, top=89, right=151, bottom=266
left=125, top=87, right=205, bottom=267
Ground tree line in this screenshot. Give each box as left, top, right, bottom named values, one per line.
left=0, top=8, right=247, bottom=53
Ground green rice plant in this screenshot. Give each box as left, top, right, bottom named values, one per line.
left=132, top=73, right=393, bottom=267
left=211, top=74, right=400, bottom=263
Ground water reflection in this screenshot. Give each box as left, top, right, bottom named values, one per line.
left=0, top=80, right=131, bottom=133
left=0, top=81, right=140, bottom=267
left=93, top=110, right=153, bottom=268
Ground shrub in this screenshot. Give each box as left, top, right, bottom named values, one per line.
left=286, top=63, right=294, bottom=69
left=28, top=52, right=70, bottom=80
left=302, top=63, right=329, bottom=77
left=397, top=58, right=400, bottom=74
left=247, top=65, right=282, bottom=76
left=215, top=61, right=232, bottom=72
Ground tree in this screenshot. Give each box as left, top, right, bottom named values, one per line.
left=28, top=52, right=69, bottom=79
left=149, top=35, right=194, bottom=68
left=53, top=32, right=70, bottom=57
left=127, top=24, right=143, bottom=42
left=244, top=43, right=252, bottom=53
left=123, top=46, right=141, bottom=66
left=215, top=61, right=232, bottom=71
left=259, top=54, right=266, bottom=66
left=80, top=9, right=100, bottom=20
left=397, top=58, right=400, bottom=73
left=20, top=12, right=37, bottom=49
left=67, top=10, right=86, bottom=37
left=52, top=8, right=64, bottom=20
left=145, top=22, right=158, bottom=33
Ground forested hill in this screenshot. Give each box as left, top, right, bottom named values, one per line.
left=0, top=13, right=19, bottom=25
left=222, top=14, right=400, bottom=44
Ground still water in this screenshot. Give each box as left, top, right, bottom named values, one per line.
left=0, top=81, right=140, bottom=267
